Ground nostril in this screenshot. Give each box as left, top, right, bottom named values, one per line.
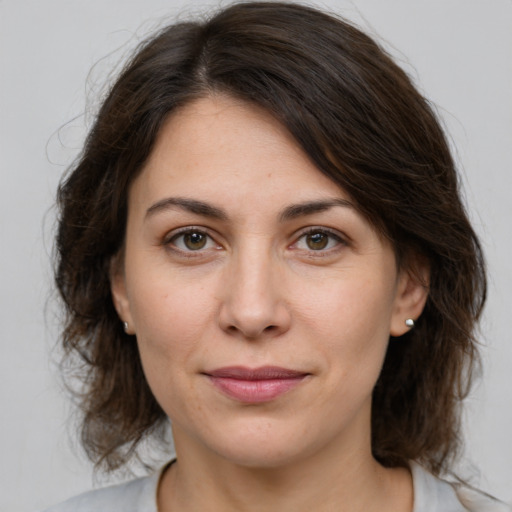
left=218, top=297, right=292, bottom=339
left=225, top=323, right=279, bottom=339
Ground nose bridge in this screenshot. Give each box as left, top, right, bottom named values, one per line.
left=219, top=236, right=289, bottom=338
left=236, top=237, right=272, bottom=295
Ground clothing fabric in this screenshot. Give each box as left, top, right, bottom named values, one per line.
left=409, top=463, right=510, bottom=512
left=41, top=461, right=510, bottom=512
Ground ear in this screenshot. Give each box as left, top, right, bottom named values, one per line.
left=109, top=252, right=135, bottom=335
left=390, top=258, right=429, bottom=337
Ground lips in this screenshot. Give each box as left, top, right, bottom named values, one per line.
left=204, top=366, right=309, bottom=403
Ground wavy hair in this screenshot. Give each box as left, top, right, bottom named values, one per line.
left=55, top=1, right=486, bottom=473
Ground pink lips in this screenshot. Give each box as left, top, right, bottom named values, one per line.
left=205, top=366, right=308, bottom=403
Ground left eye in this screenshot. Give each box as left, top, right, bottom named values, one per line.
left=168, top=230, right=218, bottom=251
left=294, top=230, right=343, bottom=251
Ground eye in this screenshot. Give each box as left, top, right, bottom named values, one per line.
left=166, top=228, right=220, bottom=252
left=293, top=228, right=345, bottom=252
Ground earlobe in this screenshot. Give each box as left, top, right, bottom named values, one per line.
left=390, top=262, right=429, bottom=337
left=109, top=253, right=135, bottom=335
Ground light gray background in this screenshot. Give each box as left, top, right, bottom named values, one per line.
left=1, top=1, right=511, bottom=510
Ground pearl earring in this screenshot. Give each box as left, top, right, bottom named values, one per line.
left=405, top=318, right=415, bottom=328
left=123, top=321, right=129, bottom=333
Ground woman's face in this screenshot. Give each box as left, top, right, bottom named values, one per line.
left=111, top=95, right=427, bottom=468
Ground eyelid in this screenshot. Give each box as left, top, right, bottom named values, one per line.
left=161, top=225, right=348, bottom=256
left=163, top=226, right=223, bottom=253
left=163, top=225, right=202, bottom=243
left=290, top=226, right=349, bottom=252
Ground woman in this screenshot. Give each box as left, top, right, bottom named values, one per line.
left=44, top=2, right=509, bottom=511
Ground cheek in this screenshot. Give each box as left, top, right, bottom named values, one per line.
left=127, top=267, right=219, bottom=362
left=126, top=272, right=218, bottom=418
left=297, top=273, right=395, bottom=383
left=297, top=271, right=396, bottom=340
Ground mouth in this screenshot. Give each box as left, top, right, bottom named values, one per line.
left=203, top=366, right=310, bottom=403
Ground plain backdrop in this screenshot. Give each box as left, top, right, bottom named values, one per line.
left=1, top=1, right=511, bottom=510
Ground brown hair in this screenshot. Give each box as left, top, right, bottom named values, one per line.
left=55, top=1, right=486, bottom=474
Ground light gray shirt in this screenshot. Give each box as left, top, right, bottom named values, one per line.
left=41, top=461, right=510, bottom=512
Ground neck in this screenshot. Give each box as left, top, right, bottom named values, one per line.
left=157, top=427, right=413, bottom=512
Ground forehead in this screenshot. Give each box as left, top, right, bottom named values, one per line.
left=124, top=94, right=397, bottom=262
left=131, top=95, right=349, bottom=210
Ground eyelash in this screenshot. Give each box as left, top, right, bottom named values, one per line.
left=162, top=226, right=347, bottom=257
left=163, top=227, right=221, bottom=257
left=291, top=227, right=347, bottom=255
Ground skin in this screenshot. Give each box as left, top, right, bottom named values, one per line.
left=111, top=95, right=429, bottom=512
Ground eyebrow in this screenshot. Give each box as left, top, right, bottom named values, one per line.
left=278, top=198, right=354, bottom=221
left=146, top=197, right=228, bottom=220
left=145, top=196, right=354, bottom=222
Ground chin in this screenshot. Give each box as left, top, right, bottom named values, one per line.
left=202, top=422, right=323, bottom=470
left=217, top=445, right=307, bottom=470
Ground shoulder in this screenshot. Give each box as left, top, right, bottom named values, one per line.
left=40, top=472, right=160, bottom=512
left=411, top=461, right=511, bottom=512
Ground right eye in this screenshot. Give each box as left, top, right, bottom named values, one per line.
left=166, top=228, right=221, bottom=253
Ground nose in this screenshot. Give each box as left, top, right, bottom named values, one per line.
left=218, top=243, right=291, bottom=340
